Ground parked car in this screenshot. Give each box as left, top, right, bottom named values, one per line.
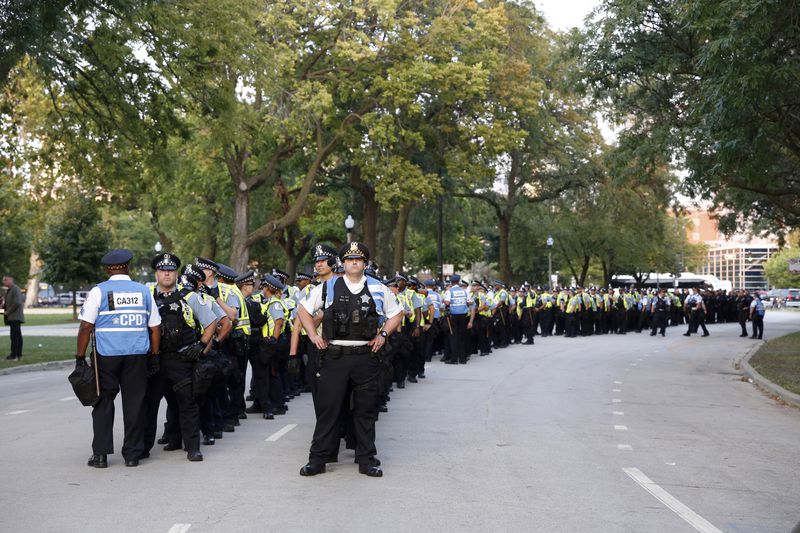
left=57, top=292, right=88, bottom=306
left=786, top=288, right=800, bottom=308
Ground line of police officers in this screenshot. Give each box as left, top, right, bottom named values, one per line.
left=74, top=246, right=758, bottom=474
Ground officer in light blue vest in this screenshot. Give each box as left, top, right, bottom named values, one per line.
left=443, top=274, right=473, bottom=365
left=76, top=249, right=161, bottom=468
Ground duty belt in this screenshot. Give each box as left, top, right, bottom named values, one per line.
left=325, top=344, right=372, bottom=356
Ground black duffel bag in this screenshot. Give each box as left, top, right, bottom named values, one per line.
left=68, top=361, right=100, bottom=407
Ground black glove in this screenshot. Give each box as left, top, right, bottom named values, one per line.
left=75, top=356, right=87, bottom=369
left=201, top=284, right=220, bottom=298
left=287, top=357, right=299, bottom=375
left=184, top=341, right=206, bottom=361
left=147, top=354, right=160, bottom=376
left=264, top=336, right=278, bottom=346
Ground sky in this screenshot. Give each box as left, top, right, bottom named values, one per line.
left=534, top=0, right=600, bottom=31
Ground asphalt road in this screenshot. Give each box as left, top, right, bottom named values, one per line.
left=1, top=313, right=799, bottom=533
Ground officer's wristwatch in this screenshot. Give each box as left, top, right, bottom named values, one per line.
left=379, top=330, right=388, bottom=338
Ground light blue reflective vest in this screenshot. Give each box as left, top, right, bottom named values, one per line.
left=95, top=279, right=152, bottom=356
left=428, top=291, right=442, bottom=319
left=447, top=286, right=469, bottom=315
left=323, top=277, right=386, bottom=326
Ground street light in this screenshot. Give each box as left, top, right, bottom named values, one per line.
left=154, top=241, right=162, bottom=253
left=546, top=236, right=554, bottom=289
left=344, top=215, right=355, bottom=243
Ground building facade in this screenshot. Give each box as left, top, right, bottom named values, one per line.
left=702, top=245, right=778, bottom=291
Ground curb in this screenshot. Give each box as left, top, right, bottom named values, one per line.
left=0, top=359, right=73, bottom=376
left=736, top=341, right=800, bottom=409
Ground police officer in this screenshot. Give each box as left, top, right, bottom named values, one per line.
left=649, top=288, right=670, bottom=337
left=749, top=293, right=765, bottom=340
left=683, top=287, right=710, bottom=337
left=76, top=249, right=161, bottom=468
left=444, top=274, right=473, bottom=364
left=143, top=253, right=218, bottom=461
left=297, top=242, right=402, bottom=477
left=736, top=290, right=753, bottom=338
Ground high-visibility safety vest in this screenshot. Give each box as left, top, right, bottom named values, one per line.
left=566, top=295, right=581, bottom=314
left=261, top=296, right=289, bottom=337
left=151, top=285, right=197, bottom=330
left=229, top=285, right=250, bottom=335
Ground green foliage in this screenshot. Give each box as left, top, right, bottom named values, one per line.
left=0, top=175, right=31, bottom=280
left=581, top=0, right=800, bottom=234
left=37, top=194, right=111, bottom=289
left=764, top=247, right=800, bottom=289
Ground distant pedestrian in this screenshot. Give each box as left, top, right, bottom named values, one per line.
left=3, top=275, right=25, bottom=361
left=749, top=294, right=765, bottom=340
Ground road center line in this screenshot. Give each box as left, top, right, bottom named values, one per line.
left=612, top=389, right=621, bottom=392
left=613, top=411, right=625, bottom=416
left=167, top=524, right=191, bottom=533
left=618, top=444, right=633, bottom=450
left=265, top=424, right=297, bottom=442
left=612, top=399, right=622, bottom=403
left=59, top=396, right=76, bottom=401
left=614, top=381, right=623, bottom=385
left=5, top=410, right=29, bottom=416
left=623, top=467, right=724, bottom=533
left=614, top=425, right=628, bottom=431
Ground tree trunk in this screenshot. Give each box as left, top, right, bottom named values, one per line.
left=498, top=215, right=511, bottom=282
left=229, top=187, right=250, bottom=271
left=578, top=254, right=590, bottom=286
left=24, top=250, right=42, bottom=308
left=392, top=203, right=413, bottom=273
left=350, top=165, right=377, bottom=253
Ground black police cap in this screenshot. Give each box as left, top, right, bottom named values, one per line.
left=339, top=241, right=370, bottom=261
left=182, top=264, right=207, bottom=282
left=235, top=270, right=255, bottom=285
left=271, top=268, right=289, bottom=281
left=151, top=252, right=181, bottom=271
left=217, top=264, right=238, bottom=281
left=194, top=257, right=218, bottom=274
left=101, top=249, right=133, bottom=268
left=261, top=274, right=284, bottom=292
left=295, top=272, right=314, bottom=282
left=312, top=243, right=338, bottom=262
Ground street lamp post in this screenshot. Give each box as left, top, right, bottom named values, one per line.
left=344, top=215, right=355, bottom=243
left=546, top=236, right=554, bottom=289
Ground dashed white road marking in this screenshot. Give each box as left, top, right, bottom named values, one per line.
left=59, top=396, right=76, bottom=401
left=631, top=363, right=638, bottom=366
left=167, top=524, right=191, bottom=533
left=613, top=411, right=625, bottom=416
left=612, top=399, right=622, bottom=403
left=5, top=410, right=29, bottom=416
left=265, top=424, right=297, bottom=442
left=618, top=444, right=633, bottom=451
left=614, top=425, right=628, bottom=431
left=637, top=358, right=643, bottom=362
left=612, top=388, right=621, bottom=393
left=614, top=381, right=623, bottom=385
left=623, top=467, right=723, bottom=533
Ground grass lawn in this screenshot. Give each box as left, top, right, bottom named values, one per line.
left=749, top=331, right=800, bottom=396
left=14, top=314, right=79, bottom=326
left=0, top=336, right=75, bottom=370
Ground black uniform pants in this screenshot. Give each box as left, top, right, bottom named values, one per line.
left=738, top=311, right=749, bottom=336
left=92, top=354, right=147, bottom=460
left=541, top=309, right=554, bottom=337
left=565, top=313, right=578, bottom=337
left=143, top=355, right=200, bottom=453
left=522, top=309, right=536, bottom=343
left=751, top=315, right=764, bottom=339
left=651, top=310, right=667, bottom=336
left=448, top=314, right=468, bottom=362
left=7, top=320, right=22, bottom=357
left=225, top=335, right=248, bottom=418
left=409, top=329, right=424, bottom=378
left=308, top=351, right=382, bottom=467
left=687, top=310, right=709, bottom=335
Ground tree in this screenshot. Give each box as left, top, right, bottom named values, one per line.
left=764, top=247, right=800, bottom=289
left=37, top=194, right=111, bottom=318
left=581, top=0, right=800, bottom=236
